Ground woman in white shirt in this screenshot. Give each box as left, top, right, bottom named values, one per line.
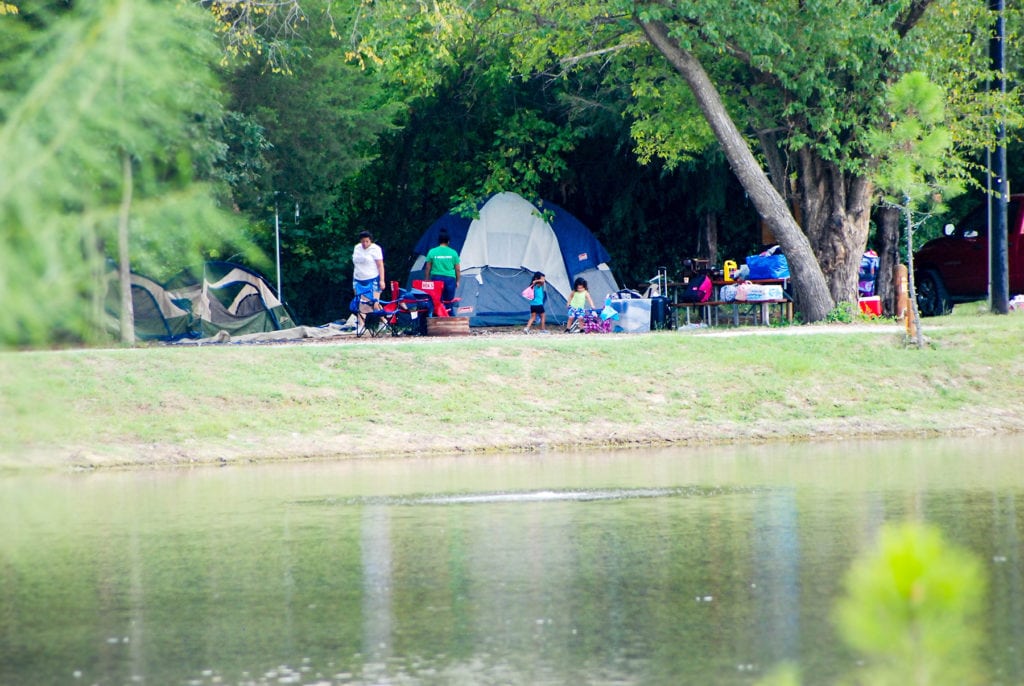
left=351, top=231, right=386, bottom=335
left=352, top=230, right=385, bottom=298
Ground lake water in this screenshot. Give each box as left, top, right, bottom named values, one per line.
left=2, top=436, right=1023, bottom=685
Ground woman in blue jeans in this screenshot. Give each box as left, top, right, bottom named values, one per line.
left=352, top=231, right=385, bottom=333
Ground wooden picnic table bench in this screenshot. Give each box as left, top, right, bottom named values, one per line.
left=670, top=299, right=793, bottom=327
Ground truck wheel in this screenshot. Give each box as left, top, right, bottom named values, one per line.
left=916, top=270, right=952, bottom=317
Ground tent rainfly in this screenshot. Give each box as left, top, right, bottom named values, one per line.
left=409, top=192, right=619, bottom=326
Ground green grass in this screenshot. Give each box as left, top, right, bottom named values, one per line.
left=1, top=312, right=1022, bottom=471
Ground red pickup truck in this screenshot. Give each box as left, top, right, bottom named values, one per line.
left=913, top=195, right=1024, bottom=316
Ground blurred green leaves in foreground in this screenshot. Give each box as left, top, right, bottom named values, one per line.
left=762, top=521, right=987, bottom=686
left=0, top=0, right=257, bottom=347
left=836, top=521, right=986, bottom=685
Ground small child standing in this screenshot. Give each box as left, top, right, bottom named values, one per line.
left=523, top=272, right=548, bottom=333
left=565, top=277, right=596, bottom=333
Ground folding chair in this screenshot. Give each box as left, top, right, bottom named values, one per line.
left=376, top=281, right=431, bottom=337
left=352, top=281, right=427, bottom=337
left=351, top=282, right=386, bottom=337
left=412, top=279, right=460, bottom=317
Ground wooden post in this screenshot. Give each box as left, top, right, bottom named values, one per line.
left=896, top=264, right=914, bottom=338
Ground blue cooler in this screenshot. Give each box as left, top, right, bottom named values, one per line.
left=608, top=298, right=652, bottom=333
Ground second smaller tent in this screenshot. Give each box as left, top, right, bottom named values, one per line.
left=107, top=261, right=297, bottom=341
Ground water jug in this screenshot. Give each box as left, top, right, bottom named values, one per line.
left=723, top=260, right=738, bottom=282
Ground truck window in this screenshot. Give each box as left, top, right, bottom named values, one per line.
left=956, top=199, right=1021, bottom=239
left=957, top=206, right=985, bottom=239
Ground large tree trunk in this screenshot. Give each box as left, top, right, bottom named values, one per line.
left=875, top=205, right=901, bottom=316
left=796, top=151, right=873, bottom=304
left=640, top=20, right=834, bottom=322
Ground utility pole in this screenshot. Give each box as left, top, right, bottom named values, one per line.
left=990, top=0, right=1009, bottom=314
left=274, top=201, right=282, bottom=299
left=273, top=197, right=299, bottom=302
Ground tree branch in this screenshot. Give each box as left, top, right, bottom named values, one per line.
left=664, top=11, right=793, bottom=104
left=876, top=1, right=935, bottom=87
left=894, top=0, right=934, bottom=38
left=559, top=38, right=644, bottom=67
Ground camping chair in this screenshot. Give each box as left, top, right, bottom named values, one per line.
left=412, top=279, right=460, bottom=317
left=351, top=282, right=387, bottom=337
left=373, top=281, right=431, bottom=337
left=351, top=281, right=430, bottom=337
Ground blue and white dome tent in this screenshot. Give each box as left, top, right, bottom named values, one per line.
left=408, top=192, right=619, bottom=326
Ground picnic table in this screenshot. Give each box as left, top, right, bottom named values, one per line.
left=668, top=278, right=793, bottom=327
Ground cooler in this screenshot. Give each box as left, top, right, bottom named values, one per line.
left=858, top=296, right=881, bottom=316
left=607, top=298, right=652, bottom=333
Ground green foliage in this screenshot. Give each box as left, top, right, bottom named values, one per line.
left=345, top=0, right=1020, bottom=299
left=207, top=0, right=309, bottom=74
left=916, top=1, right=1024, bottom=153
left=346, top=0, right=481, bottom=98
left=218, top=0, right=1022, bottom=323
left=309, top=68, right=759, bottom=325
left=626, top=63, right=718, bottom=168
left=445, top=109, right=586, bottom=215
left=213, top=110, right=274, bottom=213
left=821, top=301, right=891, bottom=326
left=212, top=0, right=406, bottom=322
left=867, top=72, right=964, bottom=211
left=824, top=301, right=856, bottom=324
left=466, top=0, right=1012, bottom=177
left=224, top=0, right=401, bottom=216
left=0, top=0, right=257, bottom=346
left=835, top=522, right=986, bottom=685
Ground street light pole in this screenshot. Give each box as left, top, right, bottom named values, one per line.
left=274, top=202, right=282, bottom=299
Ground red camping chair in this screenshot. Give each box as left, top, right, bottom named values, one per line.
left=370, top=281, right=430, bottom=336
left=411, top=279, right=460, bottom=317
left=370, top=281, right=404, bottom=337
left=352, top=281, right=403, bottom=338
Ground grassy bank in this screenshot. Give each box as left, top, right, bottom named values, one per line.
left=2, top=310, right=1022, bottom=472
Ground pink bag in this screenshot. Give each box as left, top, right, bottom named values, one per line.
left=679, top=275, right=712, bottom=303
left=520, top=286, right=534, bottom=300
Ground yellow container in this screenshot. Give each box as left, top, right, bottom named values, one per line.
left=723, top=260, right=738, bottom=282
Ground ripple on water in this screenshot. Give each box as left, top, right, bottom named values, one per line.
left=300, top=485, right=762, bottom=507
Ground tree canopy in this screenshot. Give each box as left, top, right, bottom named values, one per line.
left=3, top=0, right=1022, bottom=342
left=349, top=0, right=1022, bottom=320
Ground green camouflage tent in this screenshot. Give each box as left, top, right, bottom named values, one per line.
left=108, top=261, right=296, bottom=341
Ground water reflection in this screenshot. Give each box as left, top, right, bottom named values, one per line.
left=1, top=436, right=1023, bottom=685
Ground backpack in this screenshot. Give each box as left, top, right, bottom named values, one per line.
left=679, top=274, right=712, bottom=303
